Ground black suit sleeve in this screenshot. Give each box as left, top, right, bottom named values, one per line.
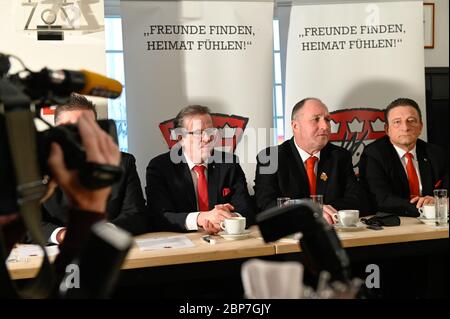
left=359, top=150, right=418, bottom=216
left=109, top=154, right=148, bottom=235
left=442, top=169, right=449, bottom=190
left=254, top=147, right=281, bottom=212
left=40, top=208, right=64, bottom=243
left=429, top=144, right=449, bottom=191
left=146, top=158, right=190, bottom=232
left=226, top=160, right=255, bottom=226
left=327, top=150, right=364, bottom=212
left=39, top=196, right=68, bottom=244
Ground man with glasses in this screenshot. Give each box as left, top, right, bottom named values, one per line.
left=146, top=105, right=254, bottom=234
left=359, top=97, right=448, bottom=216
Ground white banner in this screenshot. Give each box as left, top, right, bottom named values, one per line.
left=121, top=0, right=274, bottom=187
left=284, top=1, right=425, bottom=172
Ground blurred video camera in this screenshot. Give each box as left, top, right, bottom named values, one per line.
left=0, top=53, right=123, bottom=215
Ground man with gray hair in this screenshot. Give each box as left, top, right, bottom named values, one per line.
left=146, top=105, right=254, bottom=234
left=254, top=98, right=362, bottom=223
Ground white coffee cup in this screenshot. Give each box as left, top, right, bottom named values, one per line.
left=337, top=210, right=359, bottom=227
left=419, top=204, right=436, bottom=219
left=220, top=216, right=246, bottom=235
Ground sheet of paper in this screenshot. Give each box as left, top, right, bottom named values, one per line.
left=278, top=232, right=303, bottom=243
left=135, top=236, right=195, bottom=251
left=7, top=244, right=60, bottom=263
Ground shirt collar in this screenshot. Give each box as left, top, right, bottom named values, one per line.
left=392, top=144, right=417, bottom=160
left=184, top=152, right=207, bottom=171
left=293, top=139, right=321, bottom=163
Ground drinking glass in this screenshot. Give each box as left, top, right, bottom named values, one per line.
left=434, top=189, right=448, bottom=227
left=310, top=194, right=324, bottom=211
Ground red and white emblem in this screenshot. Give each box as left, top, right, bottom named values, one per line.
left=330, top=108, right=386, bottom=174
left=159, top=113, right=249, bottom=153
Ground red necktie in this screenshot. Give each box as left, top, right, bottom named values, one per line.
left=405, top=152, right=420, bottom=198
left=193, top=165, right=209, bottom=211
left=306, top=156, right=318, bottom=196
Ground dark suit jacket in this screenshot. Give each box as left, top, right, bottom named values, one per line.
left=359, top=136, right=449, bottom=216
left=145, top=148, right=255, bottom=232
left=41, top=152, right=148, bottom=241
left=254, top=138, right=362, bottom=213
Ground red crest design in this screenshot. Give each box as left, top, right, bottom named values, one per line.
left=330, top=108, right=386, bottom=173
left=159, top=113, right=249, bottom=152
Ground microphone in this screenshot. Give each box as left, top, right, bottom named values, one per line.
left=77, top=69, right=123, bottom=98
left=257, top=200, right=351, bottom=283
left=13, top=67, right=123, bottom=100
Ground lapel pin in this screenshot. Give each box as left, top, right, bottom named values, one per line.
left=320, top=172, right=328, bottom=181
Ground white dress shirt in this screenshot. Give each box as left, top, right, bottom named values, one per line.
left=293, top=139, right=321, bottom=175
left=392, top=144, right=423, bottom=196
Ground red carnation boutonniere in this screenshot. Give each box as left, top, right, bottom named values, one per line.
left=434, top=180, right=442, bottom=189
left=222, top=188, right=231, bottom=197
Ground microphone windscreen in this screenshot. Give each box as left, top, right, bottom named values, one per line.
left=79, top=69, right=122, bottom=99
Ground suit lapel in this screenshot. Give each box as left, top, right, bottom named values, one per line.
left=175, top=155, right=197, bottom=211
left=59, top=188, right=69, bottom=207
left=416, top=142, right=433, bottom=195
left=289, top=138, right=309, bottom=195
left=207, top=162, right=219, bottom=210
left=387, top=141, right=411, bottom=196
left=316, top=144, right=332, bottom=196
left=43, top=188, right=70, bottom=223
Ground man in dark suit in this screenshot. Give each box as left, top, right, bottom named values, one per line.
left=41, top=94, right=148, bottom=244
left=254, top=98, right=362, bottom=223
left=146, top=105, right=254, bottom=234
left=359, top=97, right=448, bottom=216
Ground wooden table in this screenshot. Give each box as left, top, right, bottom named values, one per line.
left=123, top=227, right=274, bottom=270
left=7, top=218, right=448, bottom=298
left=8, top=226, right=274, bottom=280
left=274, top=217, right=449, bottom=254
left=7, top=219, right=448, bottom=279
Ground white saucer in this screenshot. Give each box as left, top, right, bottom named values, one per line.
left=219, top=229, right=252, bottom=240
left=334, top=222, right=366, bottom=232
left=417, top=216, right=447, bottom=226
left=417, top=216, right=436, bottom=225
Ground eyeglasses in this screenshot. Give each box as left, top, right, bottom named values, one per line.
left=184, top=128, right=218, bottom=138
